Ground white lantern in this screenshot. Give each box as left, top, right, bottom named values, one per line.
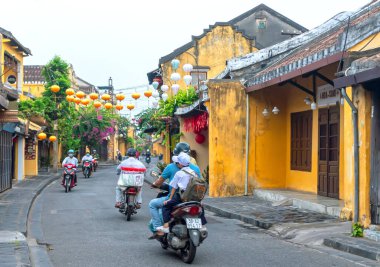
left=162, top=93, right=168, bottom=101
left=272, top=106, right=280, bottom=115
left=172, top=84, right=180, bottom=95
left=161, top=85, right=169, bottom=92
left=152, top=100, right=158, bottom=108
left=171, top=59, right=180, bottom=71
left=311, top=102, right=317, bottom=110
left=262, top=108, right=269, bottom=117
left=152, top=81, right=159, bottom=90
left=183, top=63, right=193, bottom=73
left=170, top=73, right=181, bottom=82
left=184, top=75, right=192, bottom=86
left=152, top=90, right=159, bottom=99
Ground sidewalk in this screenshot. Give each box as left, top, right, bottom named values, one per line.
left=0, top=173, right=60, bottom=266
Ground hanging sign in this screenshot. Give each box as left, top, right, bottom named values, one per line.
left=317, top=84, right=340, bottom=107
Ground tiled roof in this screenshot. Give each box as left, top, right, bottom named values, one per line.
left=24, top=65, right=45, bottom=84
left=226, top=1, right=380, bottom=91
left=0, top=27, right=31, bottom=55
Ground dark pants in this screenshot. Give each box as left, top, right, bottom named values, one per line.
left=162, top=193, right=182, bottom=223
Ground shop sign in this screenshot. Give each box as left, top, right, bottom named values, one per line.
left=317, top=84, right=340, bottom=107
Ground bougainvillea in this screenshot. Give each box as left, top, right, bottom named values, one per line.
left=183, top=112, right=208, bottom=133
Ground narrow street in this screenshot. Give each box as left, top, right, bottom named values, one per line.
left=29, top=165, right=364, bottom=267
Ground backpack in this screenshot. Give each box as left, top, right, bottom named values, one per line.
left=180, top=169, right=208, bottom=202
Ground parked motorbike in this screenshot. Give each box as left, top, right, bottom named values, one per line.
left=150, top=170, right=208, bottom=264
left=117, top=168, right=144, bottom=221
left=92, top=158, right=98, bottom=172
left=82, top=160, right=92, bottom=178
left=63, top=164, right=76, bottom=193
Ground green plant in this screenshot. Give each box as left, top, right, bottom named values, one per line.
left=352, top=223, right=364, bottom=237
left=202, top=165, right=209, bottom=183
left=156, top=162, right=167, bottom=172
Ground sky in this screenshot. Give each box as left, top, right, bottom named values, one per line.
left=0, top=0, right=369, bottom=114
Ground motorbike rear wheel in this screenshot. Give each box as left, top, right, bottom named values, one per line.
left=126, top=206, right=132, bottom=221
left=65, top=182, right=69, bottom=193
left=181, top=241, right=196, bottom=264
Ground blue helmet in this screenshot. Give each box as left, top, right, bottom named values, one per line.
left=68, top=149, right=74, bottom=154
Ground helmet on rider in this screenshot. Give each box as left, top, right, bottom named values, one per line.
left=68, top=149, right=74, bottom=158
left=127, top=148, right=137, bottom=157
left=173, top=142, right=190, bottom=156
left=86, top=152, right=90, bottom=156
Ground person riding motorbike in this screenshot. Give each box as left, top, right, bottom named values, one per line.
left=61, top=149, right=78, bottom=186
left=115, top=148, right=146, bottom=209
left=149, top=149, right=205, bottom=239
left=81, top=152, right=93, bottom=171
left=156, top=152, right=194, bottom=235
left=92, top=150, right=99, bottom=171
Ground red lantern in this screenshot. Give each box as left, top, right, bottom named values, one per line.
left=195, top=133, right=205, bottom=144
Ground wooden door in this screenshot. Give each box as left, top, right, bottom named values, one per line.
left=318, top=106, right=340, bottom=198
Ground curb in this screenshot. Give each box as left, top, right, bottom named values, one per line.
left=323, top=236, right=380, bottom=261
left=202, top=202, right=273, bottom=229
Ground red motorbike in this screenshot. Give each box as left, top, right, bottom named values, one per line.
left=62, top=164, right=76, bottom=193
left=83, top=160, right=92, bottom=178
left=92, top=158, right=98, bottom=172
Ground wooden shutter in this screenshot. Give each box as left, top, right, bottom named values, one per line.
left=291, top=110, right=312, bottom=171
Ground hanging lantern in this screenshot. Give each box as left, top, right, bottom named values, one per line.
left=81, top=98, right=90, bottom=105
left=152, top=100, right=158, bottom=108
left=116, top=94, right=125, bottom=101
left=152, top=90, right=159, bottom=99
left=183, top=63, right=193, bottom=73
left=49, top=135, right=57, bottom=142
left=50, top=85, right=60, bottom=93
left=116, top=104, right=124, bottom=111
left=195, top=133, right=206, bottom=144
left=65, top=88, right=75, bottom=96
left=172, top=84, right=180, bottom=95
left=127, top=104, right=135, bottom=110
left=152, top=81, right=159, bottom=90
left=101, top=94, right=111, bottom=101
left=161, top=85, right=169, bottom=92
left=184, top=75, right=192, bottom=86
left=144, top=90, right=152, bottom=98
left=66, top=95, right=75, bottom=102
left=89, top=93, right=99, bottom=100
left=132, top=92, right=141, bottom=100
left=171, top=59, right=180, bottom=71
left=93, top=101, right=102, bottom=108
left=76, top=91, right=85, bottom=99
left=104, top=103, right=113, bottom=109
left=74, top=98, right=81, bottom=104
left=162, top=93, right=168, bottom=101
left=170, top=73, right=181, bottom=82
left=37, top=132, right=47, bottom=140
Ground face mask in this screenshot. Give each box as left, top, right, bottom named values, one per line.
left=69, top=154, right=74, bottom=158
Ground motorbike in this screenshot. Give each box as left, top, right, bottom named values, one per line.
left=63, top=164, right=76, bottom=193
left=117, top=168, right=144, bottom=221
left=92, top=158, right=98, bottom=172
left=146, top=155, right=151, bottom=164
left=150, top=170, right=208, bottom=264
left=82, top=160, right=92, bottom=178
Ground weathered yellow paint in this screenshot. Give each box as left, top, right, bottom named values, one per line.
left=22, top=83, right=45, bottom=98
left=207, top=80, right=250, bottom=197
left=25, top=142, right=38, bottom=176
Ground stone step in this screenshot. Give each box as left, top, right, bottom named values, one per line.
left=324, top=235, right=380, bottom=261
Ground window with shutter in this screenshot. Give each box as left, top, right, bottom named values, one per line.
left=291, top=110, right=312, bottom=171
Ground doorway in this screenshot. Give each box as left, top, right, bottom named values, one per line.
left=318, top=106, right=340, bottom=198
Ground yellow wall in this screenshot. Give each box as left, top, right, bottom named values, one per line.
left=25, top=140, right=38, bottom=176
left=207, top=80, right=251, bottom=197
left=22, top=83, right=45, bottom=98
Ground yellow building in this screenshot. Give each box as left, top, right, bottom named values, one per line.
left=0, top=27, right=31, bottom=189
left=207, top=2, right=380, bottom=226
left=148, top=4, right=307, bottom=174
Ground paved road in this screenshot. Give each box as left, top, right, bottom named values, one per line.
left=31, top=166, right=371, bottom=267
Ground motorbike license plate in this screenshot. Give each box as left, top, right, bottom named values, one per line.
left=186, top=218, right=202, bottom=229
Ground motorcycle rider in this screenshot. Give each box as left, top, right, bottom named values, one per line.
left=115, top=148, right=146, bottom=209
left=156, top=152, right=194, bottom=234
left=149, top=147, right=204, bottom=239
left=61, top=149, right=78, bottom=186
left=81, top=152, right=93, bottom=172
left=92, top=149, right=99, bottom=171
left=173, top=142, right=197, bottom=166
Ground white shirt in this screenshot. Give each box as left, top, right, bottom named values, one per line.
left=62, top=157, right=78, bottom=168
left=117, top=157, right=146, bottom=173
left=169, top=166, right=194, bottom=191
left=82, top=155, right=93, bottom=162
